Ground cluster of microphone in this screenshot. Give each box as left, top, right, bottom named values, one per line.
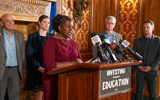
left=91, top=32, right=143, bottom=63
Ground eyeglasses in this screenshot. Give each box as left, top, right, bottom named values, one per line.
left=106, top=22, right=115, bottom=25
left=61, top=24, right=74, bottom=29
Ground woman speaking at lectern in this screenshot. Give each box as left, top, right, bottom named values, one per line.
left=42, top=14, right=83, bottom=100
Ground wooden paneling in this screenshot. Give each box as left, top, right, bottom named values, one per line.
left=92, top=0, right=120, bottom=33
left=137, top=0, right=160, bottom=37
left=58, top=69, right=93, bottom=100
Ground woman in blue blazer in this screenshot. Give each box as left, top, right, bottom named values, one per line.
left=24, top=15, right=54, bottom=100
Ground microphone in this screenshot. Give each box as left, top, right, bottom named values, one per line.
left=100, top=35, right=111, bottom=45
left=119, top=40, right=143, bottom=61
left=91, top=32, right=108, bottom=62
left=100, top=35, right=117, bottom=62
left=119, top=40, right=130, bottom=50
left=110, top=42, right=129, bottom=60
left=91, top=33, right=102, bottom=46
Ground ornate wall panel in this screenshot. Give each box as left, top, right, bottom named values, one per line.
left=0, top=0, right=50, bottom=22
left=119, top=0, right=138, bottom=48
left=61, top=0, right=89, bottom=50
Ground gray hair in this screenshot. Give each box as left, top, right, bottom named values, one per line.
left=105, top=16, right=116, bottom=24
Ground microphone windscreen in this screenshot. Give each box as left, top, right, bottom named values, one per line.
left=104, top=39, right=111, bottom=44
left=110, top=42, right=117, bottom=50
left=99, top=35, right=106, bottom=41
left=100, top=35, right=111, bottom=44
left=119, top=39, right=123, bottom=44
left=121, top=40, right=130, bottom=48
left=91, top=33, right=102, bottom=46
left=91, top=32, right=97, bottom=37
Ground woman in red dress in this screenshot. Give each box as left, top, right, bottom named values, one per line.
left=42, top=14, right=83, bottom=100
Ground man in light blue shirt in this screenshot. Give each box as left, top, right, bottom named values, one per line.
left=4, top=28, right=18, bottom=66
left=104, top=32, right=113, bottom=43
left=0, top=14, right=26, bottom=100
left=104, top=31, right=114, bottom=58
left=93, top=16, right=122, bottom=61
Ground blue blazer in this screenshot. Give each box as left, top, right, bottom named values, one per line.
left=26, top=31, right=54, bottom=70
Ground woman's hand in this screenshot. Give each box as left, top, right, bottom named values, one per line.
left=38, top=67, right=45, bottom=73
left=72, top=58, right=83, bottom=64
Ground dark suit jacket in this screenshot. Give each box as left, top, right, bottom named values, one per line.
left=133, top=34, right=160, bottom=75
left=26, top=31, right=54, bottom=70
left=92, top=31, right=122, bottom=59
left=0, top=28, right=25, bottom=80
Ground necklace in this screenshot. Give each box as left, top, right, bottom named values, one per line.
left=57, top=34, right=68, bottom=44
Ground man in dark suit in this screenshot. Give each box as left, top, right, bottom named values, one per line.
left=0, top=14, right=26, bottom=100
left=133, top=20, right=160, bottom=100
left=93, top=16, right=122, bottom=59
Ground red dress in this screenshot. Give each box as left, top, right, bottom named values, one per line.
left=42, top=37, right=83, bottom=100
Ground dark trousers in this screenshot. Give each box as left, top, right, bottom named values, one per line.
left=136, top=72, right=157, bottom=100
left=0, top=67, right=21, bottom=100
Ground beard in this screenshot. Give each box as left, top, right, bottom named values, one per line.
left=144, top=31, right=151, bottom=35
left=144, top=32, right=152, bottom=38
left=144, top=32, right=149, bottom=35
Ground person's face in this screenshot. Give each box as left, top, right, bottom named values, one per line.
left=1, top=15, right=14, bottom=31
left=105, top=19, right=115, bottom=30
left=58, top=20, right=74, bottom=39
left=39, top=18, right=50, bottom=31
left=143, top=23, right=154, bottom=35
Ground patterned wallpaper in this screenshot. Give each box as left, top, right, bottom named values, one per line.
left=62, top=0, right=89, bottom=50
left=119, top=0, right=138, bottom=48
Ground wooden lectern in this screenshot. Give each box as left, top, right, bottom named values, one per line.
left=47, top=60, right=141, bottom=100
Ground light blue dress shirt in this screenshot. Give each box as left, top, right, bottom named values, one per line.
left=3, top=28, right=18, bottom=67
left=104, top=31, right=113, bottom=43
left=104, top=31, right=114, bottom=59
